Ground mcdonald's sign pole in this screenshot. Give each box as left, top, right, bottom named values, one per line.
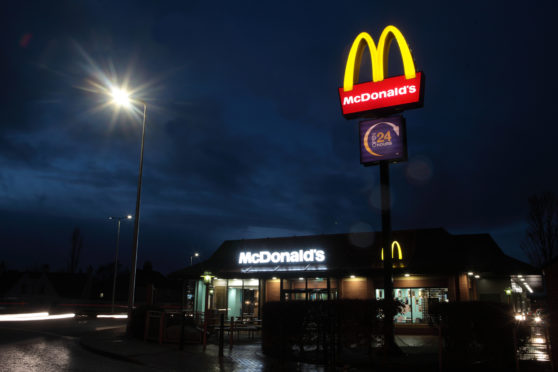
left=379, top=160, right=395, bottom=353
left=338, top=25, right=424, bottom=356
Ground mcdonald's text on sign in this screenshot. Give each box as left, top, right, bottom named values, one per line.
left=339, top=26, right=424, bottom=119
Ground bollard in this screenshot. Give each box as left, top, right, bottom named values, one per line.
left=219, top=313, right=224, bottom=357
left=179, top=310, right=185, bottom=350
left=203, top=315, right=208, bottom=351
left=179, top=280, right=185, bottom=351
left=158, top=311, right=165, bottom=344
left=438, top=323, right=443, bottom=372
left=229, top=318, right=234, bottom=349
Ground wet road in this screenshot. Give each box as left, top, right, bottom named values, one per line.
left=0, top=318, right=153, bottom=372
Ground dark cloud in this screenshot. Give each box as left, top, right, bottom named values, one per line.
left=1, top=0, right=557, bottom=272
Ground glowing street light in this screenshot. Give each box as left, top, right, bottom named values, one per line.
left=108, top=214, right=133, bottom=313
left=110, top=88, right=131, bottom=107
left=105, top=85, right=148, bottom=331
left=190, top=252, right=200, bottom=266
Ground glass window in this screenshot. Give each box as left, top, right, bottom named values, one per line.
left=281, top=278, right=338, bottom=301
left=227, top=279, right=260, bottom=320
left=195, top=281, right=206, bottom=313
left=376, top=287, right=448, bottom=324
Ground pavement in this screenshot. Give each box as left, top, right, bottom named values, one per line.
left=80, top=326, right=440, bottom=371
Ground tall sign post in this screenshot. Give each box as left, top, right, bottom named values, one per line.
left=338, top=25, right=424, bottom=355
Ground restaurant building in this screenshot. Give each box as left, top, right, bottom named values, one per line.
left=173, top=228, right=541, bottom=324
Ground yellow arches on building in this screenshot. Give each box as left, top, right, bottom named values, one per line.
left=381, top=240, right=403, bottom=261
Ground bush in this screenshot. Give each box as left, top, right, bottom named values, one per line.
left=262, top=299, right=402, bottom=363
left=438, top=301, right=516, bottom=371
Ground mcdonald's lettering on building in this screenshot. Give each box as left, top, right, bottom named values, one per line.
left=339, top=26, right=424, bottom=119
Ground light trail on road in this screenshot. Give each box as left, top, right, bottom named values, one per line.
left=0, top=312, right=75, bottom=322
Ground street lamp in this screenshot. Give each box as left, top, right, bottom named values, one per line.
left=108, top=214, right=132, bottom=313
left=190, top=252, right=200, bottom=266
left=108, top=87, right=148, bottom=328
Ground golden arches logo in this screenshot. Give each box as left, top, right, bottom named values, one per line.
left=343, top=25, right=416, bottom=92
left=381, top=240, right=403, bottom=261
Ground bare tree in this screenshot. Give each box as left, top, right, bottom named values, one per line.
left=521, top=192, right=558, bottom=268
left=68, top=227, right=84, bottom=273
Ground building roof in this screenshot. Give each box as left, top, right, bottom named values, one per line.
left=170, top=228, right=539, bottom=279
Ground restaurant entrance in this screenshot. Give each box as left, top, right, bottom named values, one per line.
left=280, top=278, right=338, bottom=301
left=213, top=278, right=260, bottom=319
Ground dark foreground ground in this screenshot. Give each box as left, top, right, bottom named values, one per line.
left=0, top=317, right=552, bottom=371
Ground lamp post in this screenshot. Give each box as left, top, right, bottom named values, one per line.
left=108, top=214, right=132, bottom=313
left=128, top=100, right=147, bottom=326
left=107, top=88, right=148, bottom=329
left=190, top=252, right=199, bottom=266
left=201, top=272, right=214, bottom=350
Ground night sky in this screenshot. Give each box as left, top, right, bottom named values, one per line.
left=1, top=1, right=557, bottom=274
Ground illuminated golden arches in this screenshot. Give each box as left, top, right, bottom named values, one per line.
left=381, top=240, right=403, bottom=261
left=343, top=25, right=416, bottom=92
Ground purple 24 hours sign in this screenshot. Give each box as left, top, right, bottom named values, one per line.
left=359, top=116, right=407, bottom=166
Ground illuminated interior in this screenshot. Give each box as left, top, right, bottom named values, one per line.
left=376, top=288, right=448, bottom=324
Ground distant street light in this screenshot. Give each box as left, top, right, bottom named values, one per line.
left=108, top=214, right=132, bottom=313
left=106, top=86, right=148, bottom=329
left=190, top=252, right=200, bottom=266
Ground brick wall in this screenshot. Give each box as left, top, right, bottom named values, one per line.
left=393, top=276, right=448, bottom=288
left=266, top=279, right=280, bottom=302
left=340, top=277, right=372, bottom=299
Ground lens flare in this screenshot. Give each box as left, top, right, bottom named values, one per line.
left=111, top=88, right=131, bottom=107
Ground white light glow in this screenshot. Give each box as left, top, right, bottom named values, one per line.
left=97, top=314, right=128, bottom=319
left=0, top=312, right=75, bottom=321
left=111, top=88, right=131, bottom=107
left=467, top=272, right=474, bottom=276
left=0, top=312, right=48, bottom=320
left=524, top=283, right=533, bottom=293
left=241, top=264, right=328, bottom=273
left=535, top=316, right=542, bottom=323
left=239, top=249, right=325, bottom=265
left=404, top=273, right=410, bottom=277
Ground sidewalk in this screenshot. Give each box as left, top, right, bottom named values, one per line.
left=80, top=326, right=438, bottom=371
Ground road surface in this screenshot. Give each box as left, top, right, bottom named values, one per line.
left=0, top=317, right=153, bottom=372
